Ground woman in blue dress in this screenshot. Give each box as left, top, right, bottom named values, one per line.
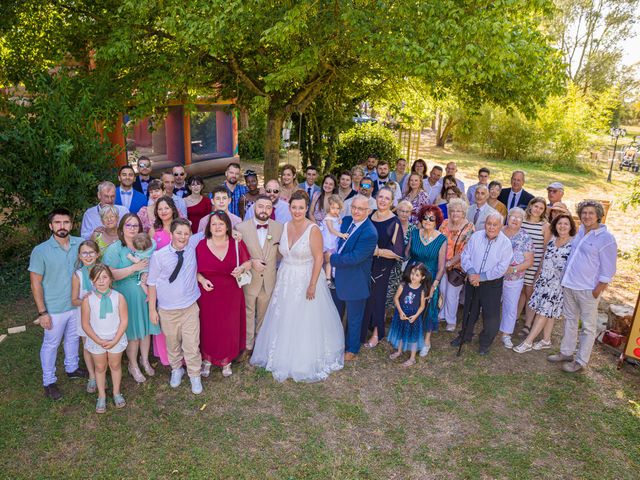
left=103, top=213, right=161, bottom=384
left=407, top=205, right=447, bottom=357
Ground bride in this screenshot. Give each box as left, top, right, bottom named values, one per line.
left=251, top=190, right=344, bottom=382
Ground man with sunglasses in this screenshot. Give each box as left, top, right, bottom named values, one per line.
left=244, top=179, right=292, bottom=223
left=172, top=165, right=192, bottom=198
left=343, top=177, right=377, bottom=216
left=132, top=156, right=156, bottom=196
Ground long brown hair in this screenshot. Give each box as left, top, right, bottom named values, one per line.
left=153, top=196, right=180, bottom=230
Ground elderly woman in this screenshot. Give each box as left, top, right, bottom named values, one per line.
left=402, top=173, right=431, bottom=224
left=279, top=164, right=298, bottom=202
left=309, top=174, right=338, bottom=225
left=407, top=205, right=447, bottom=357
left=386, top=200, right=414, bottom=309
left=438, top=186, right=465, bottom=220
left=487, top=180, right=508, bottom=219
left=498, top=208, right=534, bottom=348
left=197, top=211, right=252, bottom=377
left=185, top=176, right=210, bottom=234
left=90, top=205, right=120, bottom=253
left=518, top=197, right=550, bottom=337
left=361, top=187, right=404, bottom=348
left=513, top=214, right=576, bottom=353
left=103, top=213, right=160, bottom=383
left=437, top=198, right=474, bottom=332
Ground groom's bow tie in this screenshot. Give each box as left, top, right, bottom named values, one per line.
left=256, top=224, right=268, bottom=229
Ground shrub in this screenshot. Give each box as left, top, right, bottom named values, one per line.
left=0, top=73, right=115, bottom=240
left=335, top=122, right=400, bottom=172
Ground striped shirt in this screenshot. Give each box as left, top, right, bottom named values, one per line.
left=521, top=220, right=545, bottom=285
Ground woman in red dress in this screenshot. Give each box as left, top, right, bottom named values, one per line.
left=196, top=211, right=252, bottom=377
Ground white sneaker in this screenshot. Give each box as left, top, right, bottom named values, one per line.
left=419, top=344, right=431, bottom=357
left=446, top=324, right=456, bottom=332
left=513, top=342, right=533, bottom=354
left=532, top=339, right=552, bottom=350
left=190, top=375, right=203, bottom=395
left=501, top=336, right=513, bottom=349
left=201, top=361, right=212, bottom=378
left=169, top=368, right=185, bottom=388
left=222, top=364, right=233, bottom=377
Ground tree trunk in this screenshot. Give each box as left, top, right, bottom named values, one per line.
left=239, top=106, right=249, bottom=130
left=437, top=117, right=458, bottom=147
left=263, top=105, right=285, bottom=181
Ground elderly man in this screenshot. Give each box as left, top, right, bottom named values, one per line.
left=549, top=200, right=617, bottom=373
left=81, top=181, right=129, bottom=239
left=115, top=165, right=147, bottom=214
left=546, top=182, right=565, bottom=207
left=172, top=165, right=191, bottom=198
left=30, top=208, right=87, bottom=400
left=133, top=156, right=155, bottom=196
left=466, top=167, right=491, bottom=204
left=343, top=177, right=377, bottom=215
left=160, top=172, right=188, bottom=217
left=466, top=185, right=498, bottom=231
left=451, top=212, right=513, bottom=354
left=331, top=195, right=378, bottom=360
left=373, top=161, right=402, bottom=205
left=498, top=170, right=534, bottom=211
left=424, top=166, right=444, bottom=204
left=245, top=179, right=292, bottom=223
left=223, top=162, right=248, bottom=217
left=445, top=162, right=465, bottom=193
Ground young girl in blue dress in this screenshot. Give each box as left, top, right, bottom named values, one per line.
left=388, top=263, right=431, bottom=367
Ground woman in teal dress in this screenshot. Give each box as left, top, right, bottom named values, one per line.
left=103, top=213, right=160, bottom=384
left=407, top=205, right=447, bottom=357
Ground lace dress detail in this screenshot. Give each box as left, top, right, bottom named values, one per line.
left=250, top=223, right=344, bottom=382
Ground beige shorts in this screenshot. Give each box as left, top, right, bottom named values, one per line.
left=86, top=334, right=128, bottom=355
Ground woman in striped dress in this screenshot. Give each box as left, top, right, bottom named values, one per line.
left=517, top=197, right=550, bottom=337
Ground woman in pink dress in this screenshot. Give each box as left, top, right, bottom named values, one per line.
left=196, top=211, right=251, bottom=377
left=148, top=196, right=181, bottom=366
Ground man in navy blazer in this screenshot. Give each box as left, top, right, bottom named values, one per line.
left=298, top=165, right=321, bottom=200
left=330, top=195, right=378, bottom=360
left=497, top=170, right=534, bottom=212
left=115, top=165, right=147, bottom=214
left=132, top=156, right=155, bottom=196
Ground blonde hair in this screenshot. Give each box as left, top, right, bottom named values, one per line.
left=327, top=194, right=344, bottom=209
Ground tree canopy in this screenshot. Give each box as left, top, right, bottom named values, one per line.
left=2, top=0, right=563, bottom=178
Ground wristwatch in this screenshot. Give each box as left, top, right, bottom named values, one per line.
left=38, top=310, right=48, bottom=316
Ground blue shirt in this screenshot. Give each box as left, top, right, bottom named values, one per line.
left=28, top=235, right=82, bottom=314
left=223, top=183, right=248, bottom=217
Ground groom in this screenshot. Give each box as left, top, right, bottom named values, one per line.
left=235, top=195, right=283, bottom=361
left=331, top=195, right=378, bottom=360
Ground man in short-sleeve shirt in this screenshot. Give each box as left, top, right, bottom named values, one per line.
left=29, top=208, right=87, bottom=400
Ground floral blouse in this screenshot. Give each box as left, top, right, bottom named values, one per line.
left=439, top=219, right=474, bottom=268
left=504, top=229, right=534, bottom=281
left=403, top=191, right=430, bottom=224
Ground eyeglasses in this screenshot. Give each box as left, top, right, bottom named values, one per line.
left=266, top=189, right=280, bottom=194
left=173, top=172, right=185, bottom=177
left=351, top=206, right=369, bottom=212
left=124, top=223, right=140, bottom=229
left=80, top=251, right=97, bottom=257
left=422, top=215, right=436, bottom=222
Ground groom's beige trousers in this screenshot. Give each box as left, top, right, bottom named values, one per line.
left=244, top=284, right=271, bottom=350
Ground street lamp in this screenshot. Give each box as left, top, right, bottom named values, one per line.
left=607, top=127, right=626, bottom=183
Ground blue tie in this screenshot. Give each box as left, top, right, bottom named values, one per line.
left=121, top=190, right=132, bottom=196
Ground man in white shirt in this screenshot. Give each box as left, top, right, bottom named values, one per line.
left=81, top=181, right=129, bottom=239
left=245, top=179, right=292, bottom=223
left=452, top=213, right=513, bottom=354
left=466, top=167, right=491, bottom=204
left=115, top=165, right=147, bottom=214
left=549, top=200, right=617, bottom=373
left=424, top=166, right=443, bottom=204
left=172, top=165, right=191, bottom=198
left=445, top=162, right=465, bottom=193
left=466, top=185, right=498, bottom=230
left=147, top=218, right=203, bottom=394
left=373, top=161, right=402, bottom=206
left=160, top=172, right=188, bottom=217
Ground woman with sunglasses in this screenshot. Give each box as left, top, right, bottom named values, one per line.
left=103, top=213, right=160, bottom=383
left=406, top=205, right=447, bottom=358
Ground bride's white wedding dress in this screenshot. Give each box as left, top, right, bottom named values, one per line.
left=250, top=223, right=344, bottom=382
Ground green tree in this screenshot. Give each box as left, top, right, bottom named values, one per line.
left=2, top=0, right=563, bottom=180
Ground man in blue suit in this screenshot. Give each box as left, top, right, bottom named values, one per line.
left=331, top=195, right=378, bottom=360
left=115, top=165, right=147, bottom=214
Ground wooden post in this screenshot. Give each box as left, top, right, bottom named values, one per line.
left=415, top=128, right=421, bottom=161
left=183, top=110, right=191, bottom=166
left=406, top=128, right=412, bottom=162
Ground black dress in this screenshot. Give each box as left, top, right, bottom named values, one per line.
left=361, top=214, right=405, bottom=342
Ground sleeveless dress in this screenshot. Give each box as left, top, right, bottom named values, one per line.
left=250, top=223, right=344, bottom=382
left=408, top=228, right=447, bottom=332
left=521, top=220, right=545, bottom=286
left=528, top=238, right=573, bottom=319
left=84, top=290, right=128, bottom=354
left=187, top=197, right=212, bottom=234
left=387, top=284, right=425, bottom=352
left=74, top=268, right=94, bottom=337
left=321, top=215, right=340, bottom=253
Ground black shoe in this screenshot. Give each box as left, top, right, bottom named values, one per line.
left=478, top=347, right=490, bottom=356
left=450, top=337, right=466, bottom=347
left=44, top=383, right=63, bottom=401
left=66, top=367, right=89, bottom=379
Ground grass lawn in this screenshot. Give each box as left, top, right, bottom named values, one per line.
left=1, top=143, right=640, bottom=478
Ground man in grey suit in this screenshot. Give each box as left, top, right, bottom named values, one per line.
left=466, top=185, right=498, bottom=230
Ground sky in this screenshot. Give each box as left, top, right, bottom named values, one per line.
left=621, top=22, right=640, bottom=67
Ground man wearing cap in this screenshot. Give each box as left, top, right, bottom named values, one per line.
left=547, top=182, right=565, bottom=207
left=498, top=170, right=534, bottom=212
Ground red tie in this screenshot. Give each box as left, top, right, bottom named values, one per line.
left=257, top=224, right=268, bottom=229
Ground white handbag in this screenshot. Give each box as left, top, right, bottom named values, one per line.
left=235, top=240, right=252, bottom=287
